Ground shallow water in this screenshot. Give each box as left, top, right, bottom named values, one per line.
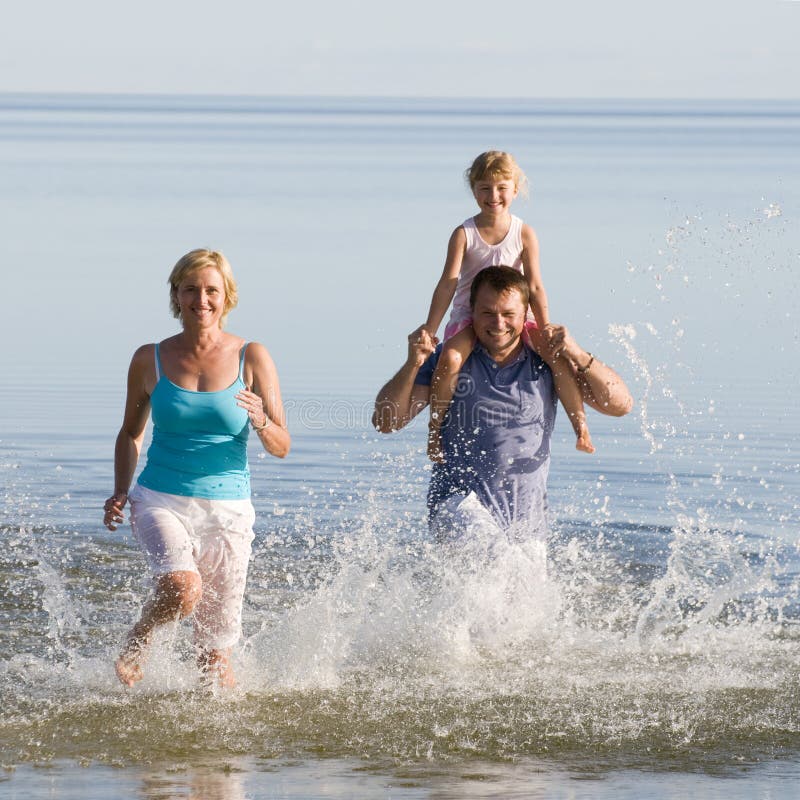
left=1, top=94, right=799, bottom=797
left=3, top=409, right=800, bottom=796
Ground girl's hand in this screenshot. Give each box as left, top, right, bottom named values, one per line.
left=236, top=387, right=269, bottom=430
left=407, top=326, right=437, bottom=367
left=541, top=323, right=558, bottom=346
left=547, top=324, right=586, bottom=366
left=103, top=492, right=128, bottom=531
left=420, top=327, right=440, bottom=347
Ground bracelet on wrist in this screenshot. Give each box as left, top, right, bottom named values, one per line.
left=252, top=415, right=271, bottom=432
left=577, top=353, right=594, bottom=373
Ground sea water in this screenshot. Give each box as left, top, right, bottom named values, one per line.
left=1, top=95, right=799, bottom=798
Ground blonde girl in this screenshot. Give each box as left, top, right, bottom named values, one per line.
left=423, top=151, right=593, bottom=461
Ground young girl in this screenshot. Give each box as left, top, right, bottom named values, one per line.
left=423, top=151, right=594, bottom=461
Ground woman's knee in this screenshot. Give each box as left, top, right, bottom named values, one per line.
left=155, top=570, right=202, bottom=618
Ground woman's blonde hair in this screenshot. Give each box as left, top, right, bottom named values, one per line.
left=465, top=151, right=529, bottom=198
left=168, top=249, right=239, bottom=327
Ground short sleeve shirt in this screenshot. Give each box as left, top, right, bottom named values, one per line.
left=416, top=342, right=557, bottom=532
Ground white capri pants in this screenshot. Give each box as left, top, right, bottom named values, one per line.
left=128, top=484, right=255, bottom=650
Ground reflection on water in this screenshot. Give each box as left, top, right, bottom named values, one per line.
left=140, top=764, right=247, bottom=800
left=5, top=756, right=800, bottom=799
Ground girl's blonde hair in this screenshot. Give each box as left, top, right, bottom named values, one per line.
left=168, top=249, right=239, bottom=327
left=465, top=151, right=529, bottom=198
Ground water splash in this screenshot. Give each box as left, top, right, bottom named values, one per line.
left=1, top=208, right=799, bottom=775
left=2, top=442, right=799, bottom=771
left=608, top=323, right=659, bottom=453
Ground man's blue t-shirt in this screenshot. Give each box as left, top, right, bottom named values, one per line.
left=416, top=342, right=557, bottom=532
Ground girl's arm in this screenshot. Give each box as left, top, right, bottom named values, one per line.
left=240, top=342, right=291, bottom=458
left=105, top=345, right=153, bottom=530
left=424, top=226, right=467, bottom=336
left=521, top=224, right=550, bottom=329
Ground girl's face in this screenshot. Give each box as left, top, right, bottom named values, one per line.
left=472, top=175, right=519, bottom=215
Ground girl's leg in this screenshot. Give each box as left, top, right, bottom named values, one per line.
left=552, top=362, right=595, bottom=453
left=428, top=326, right=475, bottom=462
left=115, top=570, right=202, bottom=687
left=527, top=325, right=594, bottom=453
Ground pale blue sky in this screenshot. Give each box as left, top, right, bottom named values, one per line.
left=2, top=0, right=798, bottom=97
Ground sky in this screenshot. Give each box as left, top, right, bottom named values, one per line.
left=2, top=0, right=798, bottom=98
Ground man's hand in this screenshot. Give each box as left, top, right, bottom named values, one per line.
left=407, top=325, right=437, bottom=368
left=540, top=322, right=557, bottom=345
left=533, top=323, right=593, bottom=371
left=544, top=323, right=634, bottom=416
left=546, top=324, right=584, bottom=365
left=373, top=327, right=436, bottom=434
left=419, top=323, right=440, bottom=339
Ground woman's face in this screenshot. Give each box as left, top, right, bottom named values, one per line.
left=175, top=267, right=226, bottom=329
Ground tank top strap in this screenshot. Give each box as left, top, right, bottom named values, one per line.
left=154, top=342, right=162, bottom=381
left=462, top=217, right=478, bottom=250
left=238, top=342, right=249, bottom=382
left=510, top=215, right=523, bottom=249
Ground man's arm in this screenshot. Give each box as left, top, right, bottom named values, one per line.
left=548, top=325, right=634, bottom=417
left=373, top=326, right=435, bottom=433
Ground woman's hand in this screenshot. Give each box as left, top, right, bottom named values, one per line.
left=104, top=492, right=128, bottom=531
left=240, top=342, right=291, bottom=457
left=236, top=387, right=269, bottom=429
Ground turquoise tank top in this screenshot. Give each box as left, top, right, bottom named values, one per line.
left=137, top=343, right=251, bottom=500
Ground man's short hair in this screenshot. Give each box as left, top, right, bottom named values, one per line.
left=469, top=266, right=530, bottom=309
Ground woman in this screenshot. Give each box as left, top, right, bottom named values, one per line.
left=103, top=249, right=290, bottom=688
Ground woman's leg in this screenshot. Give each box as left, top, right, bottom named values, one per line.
left=116, top=570, right=202, bottom=687
left=118, top=486, right=203, bottom=687
left=192, top=501, right=255, bottom=688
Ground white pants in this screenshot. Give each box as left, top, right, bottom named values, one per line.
left=431, top=491, right=548, bottom=571
left=128, top=484, right=255, bottom=650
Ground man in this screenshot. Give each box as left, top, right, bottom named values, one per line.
left=373, top=266, right=632, bottom=537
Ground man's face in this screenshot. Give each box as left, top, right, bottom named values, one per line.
left=471, top=284, right=527, bottom=360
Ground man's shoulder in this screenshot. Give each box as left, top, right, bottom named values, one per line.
left=415, top=342, right=552, bottom=390
left=415, top=341, right=485, bottom=386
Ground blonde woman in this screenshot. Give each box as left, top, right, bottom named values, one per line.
left=103, top=249, right=290, bottom=688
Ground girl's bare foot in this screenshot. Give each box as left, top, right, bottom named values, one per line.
left=576, top=423, right=595, bottom=454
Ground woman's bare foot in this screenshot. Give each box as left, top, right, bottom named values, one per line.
left=115, top=633, right=150, bottom=687
left=198, top=648, right=237, bottom=689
